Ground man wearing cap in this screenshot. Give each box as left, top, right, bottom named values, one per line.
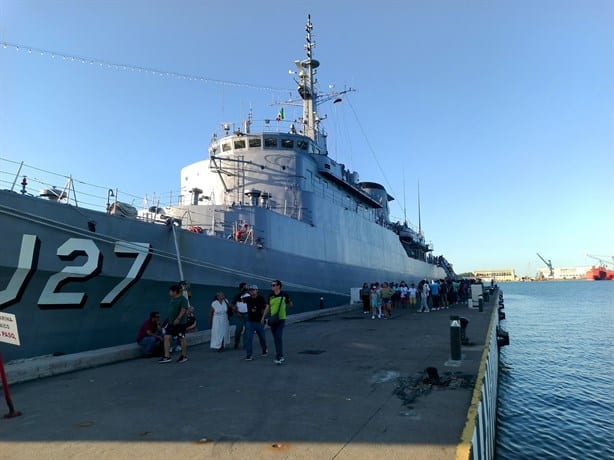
left=243, top=284, right=268, bottom=361
left=230, top=282, right=249, bottom=349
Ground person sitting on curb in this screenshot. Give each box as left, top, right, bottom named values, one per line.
left=136, top=311, right=163, bottom=356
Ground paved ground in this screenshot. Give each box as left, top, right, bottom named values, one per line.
left=0, top=299, right=495, bottom=460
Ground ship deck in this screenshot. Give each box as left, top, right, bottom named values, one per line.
left=2, top=294, right=498, bottom=459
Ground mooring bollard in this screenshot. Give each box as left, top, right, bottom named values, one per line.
left=450, top=315, right=461, bottom=361
left=478, top=296, right=484, bottom=312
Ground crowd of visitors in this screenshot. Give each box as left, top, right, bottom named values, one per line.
left=138, top=278, right=475, bottom=364
left=360, top=278, right=473, bottom=318
left=137, top=279, right=292, bottom=366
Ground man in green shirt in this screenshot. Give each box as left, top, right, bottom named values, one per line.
left=159, top=284, right=189, bottom=363
left=263, top=279, right=292, bottom=365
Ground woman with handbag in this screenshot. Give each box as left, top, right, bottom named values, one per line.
left=262, top=280, right=292, bottom=365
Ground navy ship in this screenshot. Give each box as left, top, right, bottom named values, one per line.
left=0, top=16, right=454, bottom=361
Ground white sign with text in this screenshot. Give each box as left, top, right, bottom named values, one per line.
left=0, top=312, right=20, bottom=346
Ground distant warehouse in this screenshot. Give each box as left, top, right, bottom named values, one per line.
left=535, top=266, right=591, bottom=280
left=473, top=269, right=516, bottom=282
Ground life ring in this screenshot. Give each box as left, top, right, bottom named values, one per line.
left=189, top=226, right=203, bottom=233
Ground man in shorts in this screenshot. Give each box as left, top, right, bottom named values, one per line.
left=159, top=284, right=189, bottom=363
left=408, top=283, right=418, bottom=309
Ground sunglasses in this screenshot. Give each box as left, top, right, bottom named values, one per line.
left=271, top=283, right=279, bottom=287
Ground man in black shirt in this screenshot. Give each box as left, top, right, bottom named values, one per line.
left=230, top=282, right=249, bottom=349
left=243, top=284, right=268, bottom=361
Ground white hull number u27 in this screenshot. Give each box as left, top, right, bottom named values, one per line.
left=0, top=235, right=151, bottom=310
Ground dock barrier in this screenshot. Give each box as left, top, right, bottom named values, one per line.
left=456, top=288, right=503, bottom=460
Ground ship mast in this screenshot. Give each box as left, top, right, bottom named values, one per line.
left=296, top=15, right=320, bottom=142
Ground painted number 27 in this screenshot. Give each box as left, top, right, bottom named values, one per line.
left=0, top=235, right=151, bottom=310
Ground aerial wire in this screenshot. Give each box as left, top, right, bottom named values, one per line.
left=1, top=41, right=291, bottom=93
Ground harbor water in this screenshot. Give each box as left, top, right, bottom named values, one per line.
left=495, top=280, right=614, bottom=459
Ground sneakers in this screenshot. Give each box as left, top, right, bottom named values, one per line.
left=177, top=355, right=188, bottom=364
left=244, top=356, right=253, bottom=361
left=371, top=315, right=375, bottom=319
left=274, top=357, right=285, bottom=365
left=158, top=356, right=172, bottom=363
left=261, top=350, right=268, bottom=356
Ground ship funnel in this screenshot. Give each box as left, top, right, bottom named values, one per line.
left=360, top=182, right=392, bottom=223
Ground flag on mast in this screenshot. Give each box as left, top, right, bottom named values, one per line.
left=276, top=107, right=285, bottom=121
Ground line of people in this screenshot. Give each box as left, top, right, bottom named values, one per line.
left=359, top=279, right=472, bottom=317
left=136, top=280, right=292, bottom=366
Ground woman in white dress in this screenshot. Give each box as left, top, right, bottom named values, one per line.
left=210, top=291, right=230, bottom=351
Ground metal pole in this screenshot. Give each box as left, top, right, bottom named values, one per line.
left=10, top=162, right=24, bottom=192
left=171, top=223, right=185, bottom=282
left=0, top=352, right=22, bottom=418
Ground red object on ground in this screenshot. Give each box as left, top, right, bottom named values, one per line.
left=0, top=352, right=22, bottom=418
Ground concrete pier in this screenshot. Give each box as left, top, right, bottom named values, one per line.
left=1, top=292, right=499, bottom=460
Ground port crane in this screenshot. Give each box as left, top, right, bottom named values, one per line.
left=536, top=253, right=554, bottom=277
left=586, top=254, right=614, bottom=268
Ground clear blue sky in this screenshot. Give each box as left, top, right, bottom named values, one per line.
left=1, top=1, right=613, bottom=276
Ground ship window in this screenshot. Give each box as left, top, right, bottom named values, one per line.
left=234, top=139, right=246, bottom=150
left=222, top=142, right=232, bottom=152
left=297, top=140, right=308, bottom=150
left=281, top=139, right=294, bottom=149
left=249, top=138, right=262, bottom=148
left=264, top=137, right=278, bottom=148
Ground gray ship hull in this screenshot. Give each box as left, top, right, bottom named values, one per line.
left=0, top=189, right=445, bottom=361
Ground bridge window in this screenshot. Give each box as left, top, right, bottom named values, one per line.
left=281, top=139, right=294, bottom=149
left=249, top=138, right=262, bottom=148
left=297, top=140, right=308, bottom=150
left=264, top=137, right=278, bottom=148
left=234, top=139, right=246, bottom=150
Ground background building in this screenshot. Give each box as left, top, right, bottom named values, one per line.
left=535, top=266, right=591, bottom=280
left=473, top=269, right=517, bottom=282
